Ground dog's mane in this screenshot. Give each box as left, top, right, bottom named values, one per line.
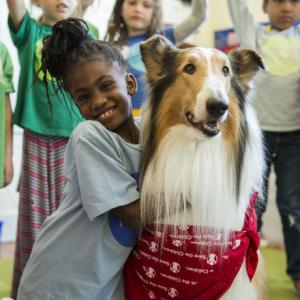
left=140, top=51, right=179, bottom=183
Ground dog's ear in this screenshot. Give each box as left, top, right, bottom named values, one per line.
left=140, top=34, right=175, bottom=85
left=229, top=49, right=264, bottom=93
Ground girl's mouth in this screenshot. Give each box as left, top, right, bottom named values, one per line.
left=99, top=107, right=115, bottom=121
left=279, top=16, right=293, bottom=23
left=57, top=3, right=68, bottom=13
left=131, top=16, right=143, bottom=22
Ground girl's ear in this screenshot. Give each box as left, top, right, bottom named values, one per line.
left=126, top=73, right=138, bottom=96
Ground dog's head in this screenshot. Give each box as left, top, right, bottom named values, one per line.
left=140, top=35, right=264, bottom=174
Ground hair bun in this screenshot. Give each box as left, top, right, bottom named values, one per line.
left=52, top=18, right=90, bottom=47
left=41, top=18, right=91, bottom=81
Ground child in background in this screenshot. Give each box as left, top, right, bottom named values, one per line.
left=0, top=41, right=14, bottom=188
left=105, top=0, right=207, bottom=116
left=17, top=18, right=141, bottom=300
left=227, top=0, right=300, bottom=295
left=6, top=0, right=97, bottom=297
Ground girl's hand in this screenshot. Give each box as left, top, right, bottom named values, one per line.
left=4, top=156, right=13, bottom=187
left=112, top=200, right=141, bottom=229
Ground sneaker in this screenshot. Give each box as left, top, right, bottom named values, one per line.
left=293, top=280, right=300, bottom=296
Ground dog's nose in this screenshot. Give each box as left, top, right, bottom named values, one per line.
left=206, top=98, right=228, bottom=118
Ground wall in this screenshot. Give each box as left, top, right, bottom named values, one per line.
left=181, top=0, right=267, bottom=47
left=1, top=0, right=275, bottom=243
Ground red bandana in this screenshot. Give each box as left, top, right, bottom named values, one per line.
left=125, top=193, right=260, bottom=300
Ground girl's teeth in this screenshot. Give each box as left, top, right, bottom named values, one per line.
left=100, top=109, right=112, bottom=120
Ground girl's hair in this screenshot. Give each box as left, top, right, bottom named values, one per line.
left=41, top=18, right=127, bottom=98
left=105, top=0, right=163, bottom=45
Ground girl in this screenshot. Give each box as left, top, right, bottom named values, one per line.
left=6, top=0, right=97, bottom=297
left=105, top=0, right=207, bottom=116
left=17, top=18, right=141, bottom=300
left=0, top=41, right=14, bottom=188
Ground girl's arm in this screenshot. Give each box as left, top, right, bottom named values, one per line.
left=4, top=94, right=13, bottom=186
left=74, top=124, right=142, bottom=228
left=112, top=198, right=159, bottom=229
left=173, top=0, right=207, bottom=44
left=111, top=200, right=141, bottom=229
left=227, top=0, right=257, bottom=49
left=6, top=0, right=26, bottom=31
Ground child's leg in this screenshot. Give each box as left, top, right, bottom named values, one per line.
left=11, top=129, right=68, bottom=299
left=272, top=130, right=300, bottom=283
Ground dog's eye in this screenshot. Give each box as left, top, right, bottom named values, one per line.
left=222, top=66, right=230, bottom=76
left=183, top=64, right=196, bottom=74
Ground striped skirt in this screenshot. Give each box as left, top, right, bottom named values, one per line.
left=11, top=129, right=69, bottom=299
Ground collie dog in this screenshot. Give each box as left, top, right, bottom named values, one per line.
left=125, top=35, right=266, bottom=300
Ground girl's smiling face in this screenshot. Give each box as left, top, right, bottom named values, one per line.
left=67, top=57, right=137, bottom=140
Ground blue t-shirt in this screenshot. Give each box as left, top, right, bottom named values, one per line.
left=124, top=27, right=176, bottom=114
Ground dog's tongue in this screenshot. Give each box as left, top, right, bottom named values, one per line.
left=205, top=120, right=218, bottom=129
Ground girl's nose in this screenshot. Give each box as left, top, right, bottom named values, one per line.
left=133, top=3, right=143, bottom=12
left=281, top=0, right=293, bottom=11
left=91, top=96, right=108, bottom=114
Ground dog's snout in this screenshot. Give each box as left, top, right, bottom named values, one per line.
left=206, top=98, right=228, bottom=118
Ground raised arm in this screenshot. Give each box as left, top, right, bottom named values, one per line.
left=227, top=0, right=257, bottom=48
left=173, top=0, right=208, bottom=44
left=6, top=0, right=26, bottom=31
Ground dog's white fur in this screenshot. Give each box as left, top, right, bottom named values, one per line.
left=142, top=105, right=263, bottom=230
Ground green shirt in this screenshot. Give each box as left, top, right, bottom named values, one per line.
left=9, top=12, right=98, bottom=137
left=85, top=20, right=99, bottom=40
left=0, top=42, right=14, bottom=187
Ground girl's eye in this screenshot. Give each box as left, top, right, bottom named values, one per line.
left=77, top=94, right=90, bottom=103
left=183, top=64, right=196, bottom=75
left=143, top=1, right=153, bottom=8
left=101, top=81, right=113, bottom=91
left=222, top=66, right=230, bottom=76
left=126, top=0, right=136, bottom=5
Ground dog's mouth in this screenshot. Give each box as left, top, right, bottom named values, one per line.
left=186, top=112, right=220, bottom=137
